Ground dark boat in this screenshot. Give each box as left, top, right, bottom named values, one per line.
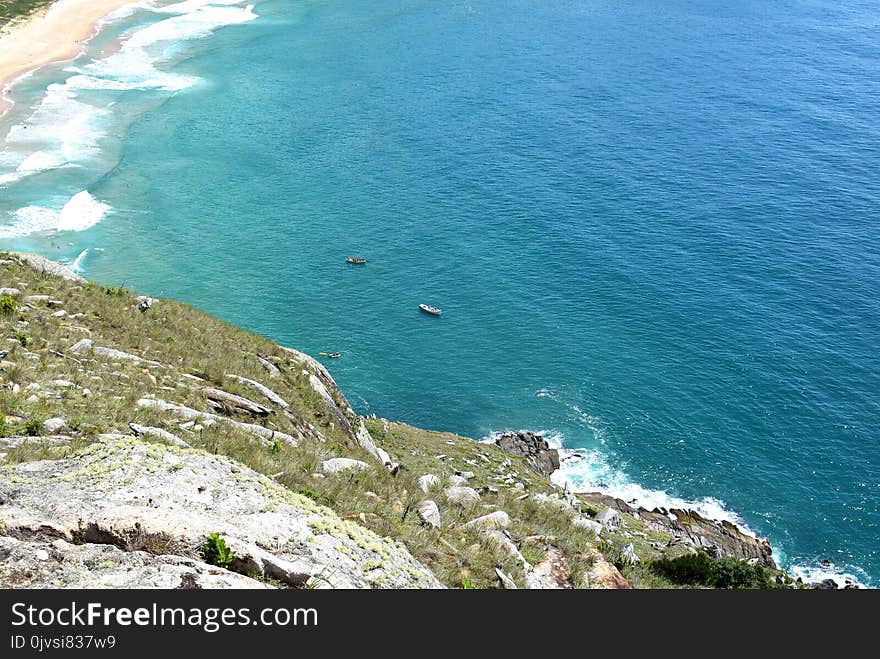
left=346, top=257, right=366, bottom=264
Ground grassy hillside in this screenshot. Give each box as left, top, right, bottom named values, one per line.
left=0, top=252, right=791, bottom=588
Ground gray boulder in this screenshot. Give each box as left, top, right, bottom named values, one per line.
left=465, top=510, right=510, bottom=530
left=417, top=474, right=440, bottom=493
left=320, top=458, right=369, bottom=475
left=417, top=500, right=441, bottom=528
left=444, top=486, right=480, bottom=504
left=596, top=507, right=624, bottom=532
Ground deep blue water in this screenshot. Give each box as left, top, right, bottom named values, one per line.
left=1, top=0, right=878, bottom=585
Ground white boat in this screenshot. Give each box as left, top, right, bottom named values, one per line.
left=419, top=303, right=442, bottom=315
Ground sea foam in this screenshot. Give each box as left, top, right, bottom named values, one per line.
left=57, top=191, right=110, bottom=232
left=0, top=191, right=109, bottom=238
left=0, top=1, right=258, bottom=230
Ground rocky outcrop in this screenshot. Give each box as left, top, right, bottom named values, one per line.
left=320, top=457, right=369, bottom=474
left=0, top=536, right=270, bottom=589
left=10, top=252, right=86, bottom=283
left=494, top=431, right=560, bottom=477
left=525, top=546, right=572, bottom=589
left=280, top=346, right=398, bottom=471
left=579, top=492, right=776, bottom=568
left=0, top=439, right=442, bottom=589
left=582, top=552, right=633, bottom=589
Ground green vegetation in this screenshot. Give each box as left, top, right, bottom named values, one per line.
left=0, top=252, right=790, bottom=589
left=0, top=0, right=53, bottom=32
left=648, top=551, right=777, bottom=589
left=200, top=532, right=235, bottom=569
left=0, top=295, right=18, bottom=316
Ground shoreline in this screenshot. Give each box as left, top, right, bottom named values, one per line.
left=0, top=0, right=141, bottom=118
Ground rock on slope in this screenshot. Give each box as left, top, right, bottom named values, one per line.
left=0, top=438, right=441, bottom=589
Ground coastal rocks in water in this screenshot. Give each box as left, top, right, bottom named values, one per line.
left=464, top=510, right=510, bottom=530
left=596, top=507, right=623, bottom=532
left=579, top=492, right=776, bottom=568
left=417, top=474, right=440, bottom=493
left=320, top=458, right=369, bottom=475
left=0, top=438, right=442, bottom=589
left=444, top=486, right=480, bottom=504
left=494, top=431, right=560, bottom=477
left=417, top=500, right=441, bottom=528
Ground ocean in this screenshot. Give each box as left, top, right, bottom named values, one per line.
left=0, top=0, right=878, bottom=586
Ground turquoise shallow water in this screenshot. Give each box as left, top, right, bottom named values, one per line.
left=1, top=0, right=878, bottom=585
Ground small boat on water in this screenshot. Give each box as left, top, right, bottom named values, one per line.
left=319, top=351, right=342, bottom=358
left=346, top=257, right=366, bottom=264
left=419, top=303, right=442, bottom=316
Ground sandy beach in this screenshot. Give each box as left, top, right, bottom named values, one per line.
left=0, top=0, right=139, bottom=117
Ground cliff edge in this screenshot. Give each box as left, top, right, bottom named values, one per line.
left=0, top=252, right=797, bottom=589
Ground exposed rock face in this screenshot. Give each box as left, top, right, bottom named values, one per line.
left=320, top=458, right=369, bottom=474
left=11, top=252, right=86, bottom=283
left=0, top=439, right=442, bottom=589
left=525, top=546, right=572, bottom=589
left=0, top=536, right=270, bottom=589
left=494, top=431, right=560, bottom=477
left=280, top=346, right=398, bottom=471
left=582, top=553, right=633, bottom=589
left=580, top=492, right=776, bottom=569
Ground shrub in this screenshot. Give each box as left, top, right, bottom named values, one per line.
left=12, top=331, right=28, bottom=347
left=649, top=551, right=776, bottom=589
left=24, top=418, right=43, bottom=437
left=199, top=532, right=235, bottom=569
left=0, top=295, right=18, bottom=315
